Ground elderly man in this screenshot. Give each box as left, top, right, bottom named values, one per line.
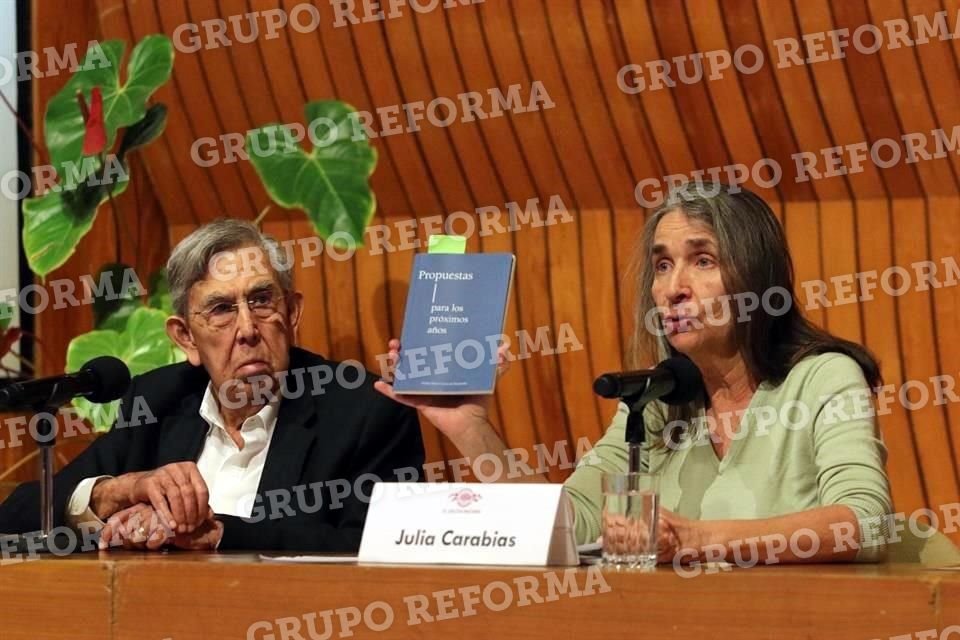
left=0, top=219, right=424, bottom=552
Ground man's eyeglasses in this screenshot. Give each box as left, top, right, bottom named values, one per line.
left=192, top=290, right=285, bottom=329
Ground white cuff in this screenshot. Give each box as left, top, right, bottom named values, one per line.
left=66, top=476, right=113, bottom=532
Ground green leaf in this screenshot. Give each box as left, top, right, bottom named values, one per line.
left=246, top=100, right=378, bottom=245
left=66, top=307, right=183, bottom=432
left=117, top=103, right=167, bottom=161
left=91, top=263, right=144, bottom=331
left=0, top=301, right=13, bottom=332
left=23, top=35, right=172, bottom=279
left=69, top=307, right=178, bottom=374
left=45, top=37, right=174, bottom=179
left=22, top=162, right=129, bottom=277
left=22, top=189, right=97, bottom=279
left=147, top=268, right=173, bottom=314
left=69, top=397, right=120, bottom=435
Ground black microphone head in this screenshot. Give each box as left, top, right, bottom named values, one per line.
left=80, top=356, right=131, bottom=403
left=658, top=356, right=704, bottom=405
left=592, top=373, right=621, bottom=399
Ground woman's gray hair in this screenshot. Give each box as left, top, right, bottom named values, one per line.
left=626, top=180, right=880, bottom=448
left=166, top=218, right=294, bottom=318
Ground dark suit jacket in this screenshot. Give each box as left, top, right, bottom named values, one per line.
left=0, top=347, right=425, bottom=552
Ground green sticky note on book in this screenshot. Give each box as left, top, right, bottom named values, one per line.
left=427, top=235, right=467, bottom=254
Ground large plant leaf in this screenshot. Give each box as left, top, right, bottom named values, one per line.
left=147, top=267, right=173, bottom=314
left=117, top=104, right=167, bottom=161
left=66, top=307, right=183, bottom=431
left=22, top=165, right=129, bottom=277
left=45, top=37, right=174, bottom=179
left=246, top=100, right=378, bottom=245
left=24, top=36, right=172, bottom=279
left=67, top=307, right=175, bottom=378
left=91, top=263, right=144, bottom=331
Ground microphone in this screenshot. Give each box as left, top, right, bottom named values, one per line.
left=593, top=356, right=703, bottom=405
left=0, top=356, right=131, bottom=410
left=594, top=357, right=704, bottom=458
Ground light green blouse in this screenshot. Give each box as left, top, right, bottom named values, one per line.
left=563, top=353, right=893, bottom=561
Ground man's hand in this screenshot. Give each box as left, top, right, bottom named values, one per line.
left=127, top=462, right=210, bottom=534
left=99, top=504, right=223, bottom=551
left=169, top=516, right=224, bottom=550
left=99, top=503, right=174, bottom=551
left=92, top=462, right=210, bottom=534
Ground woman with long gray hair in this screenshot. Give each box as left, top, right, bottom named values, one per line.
left=376, top=181, right=892, bottom=565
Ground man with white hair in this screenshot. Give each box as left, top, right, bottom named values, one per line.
left=0, top=219, right=424, bottom=552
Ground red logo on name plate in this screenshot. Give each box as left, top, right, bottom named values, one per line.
left=449, top=489, right=482, bottom=508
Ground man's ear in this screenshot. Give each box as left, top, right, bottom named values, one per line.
left=287, top=291, right=304, bottom=337
left=166, top=316, right=202, bottom=366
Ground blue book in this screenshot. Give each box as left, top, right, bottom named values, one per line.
left=393, top=253, right=516, bottom=395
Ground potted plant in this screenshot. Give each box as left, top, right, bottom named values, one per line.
left=6, top=37, right=380, bottom=432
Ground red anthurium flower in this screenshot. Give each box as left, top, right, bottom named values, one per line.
left=79, top=87, right=107, bottom=155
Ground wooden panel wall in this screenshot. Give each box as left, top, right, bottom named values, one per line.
left=16, top=0, right=960, bottom=539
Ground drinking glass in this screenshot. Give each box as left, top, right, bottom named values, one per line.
left=601, top=472, right=659, bottom=570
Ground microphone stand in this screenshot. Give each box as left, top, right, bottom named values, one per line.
left=623, top=387, right=650, bottom=474
left=8, top=396, right=75, bottom=555
left=36, top=402, right=57, bottom=548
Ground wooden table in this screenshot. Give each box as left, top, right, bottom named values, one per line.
left=2, top=553, right=959, bottom=639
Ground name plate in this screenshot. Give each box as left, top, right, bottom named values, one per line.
left=358, top=483, right=577, bottom=566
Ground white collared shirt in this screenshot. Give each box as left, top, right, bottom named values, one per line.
left=195, top=384, right=279, bottom=517
left=67, top=384, right=280, bottom=529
